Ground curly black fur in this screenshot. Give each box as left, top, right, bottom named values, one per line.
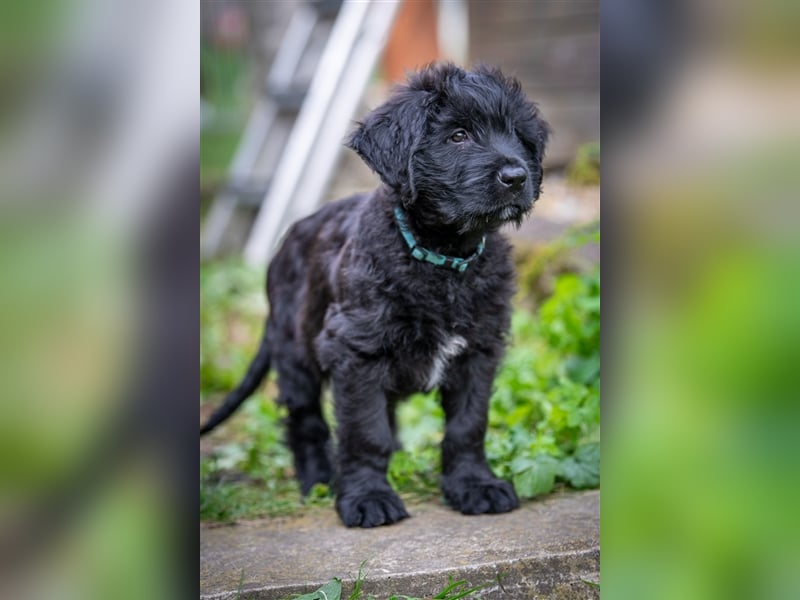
left=201, top=63, right=549, bottom=527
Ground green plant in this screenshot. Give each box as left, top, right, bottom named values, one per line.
left=285, top=570, right=494, bottom=600
left=515, top=221, right=598, bottom=305
left=292, top=577, right=343, bottom=600
left=566, top=142, right=600, bottom=186
left=488, top=267, right=600, bottom=498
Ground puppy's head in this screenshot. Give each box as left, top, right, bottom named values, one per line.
left=347, top=63, right=550, bottom=234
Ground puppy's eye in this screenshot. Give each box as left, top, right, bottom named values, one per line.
left=449, top=129, right=468, bottom=143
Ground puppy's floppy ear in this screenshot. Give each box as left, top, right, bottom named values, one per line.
left=346, top=87, right=432, bottom=203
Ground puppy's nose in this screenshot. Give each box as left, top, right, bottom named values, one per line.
left=498, top=165, right=527, bottom=190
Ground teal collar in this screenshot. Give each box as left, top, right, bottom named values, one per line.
left=393, top=206, right=486, bottom=273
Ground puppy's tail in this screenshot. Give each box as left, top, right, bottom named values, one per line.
left=200, top=332, right=272, bottom=435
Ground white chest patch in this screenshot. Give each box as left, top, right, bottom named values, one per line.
left=425, top=335, right=468, bottom=390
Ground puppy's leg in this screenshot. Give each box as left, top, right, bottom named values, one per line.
left=275, top=356, right=333, bottom=495
left=332, top=371, right=408, bottom=527
left=440, top=356, right=519, bottom=515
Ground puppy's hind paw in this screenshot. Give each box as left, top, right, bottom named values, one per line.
left=298, top=463, right=334, bottom=496
left=336, top=489, right=409, bottom=528
left=444, top=477, right=520, bottom=515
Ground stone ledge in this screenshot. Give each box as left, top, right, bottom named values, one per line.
left=200, top=490, right=599, bottom=599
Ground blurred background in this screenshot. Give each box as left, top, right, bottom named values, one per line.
left=199, top=0, right=600, bottom=263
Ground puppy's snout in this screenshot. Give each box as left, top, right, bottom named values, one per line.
left=497, top=165, right=527, bottom=190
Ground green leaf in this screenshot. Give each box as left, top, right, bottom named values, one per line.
left=557, top=443, right=600, bottom=488
left=565, top=355, right=600, bottom=384
left=294, top=578, right=342, bottom=600
left=431, top=575, right=491, bottom=599
left=348, top=562, right=368, bottom=600
left=513, top=455, right=558, bottom=498
left=578, top=295, right=601, bottom=313
left=509, top=455, right=536, bottom=475
left=582, top=579, right=601, bottom=590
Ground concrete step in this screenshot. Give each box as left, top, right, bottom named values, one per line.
left=200, top=490, right=599, bottom=599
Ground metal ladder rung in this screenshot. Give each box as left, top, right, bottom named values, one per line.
left=222, top=178, right=272, bottom=207
left=202, top=0, right=400, bottom=261
left=243, top=0, right=401, bottom=266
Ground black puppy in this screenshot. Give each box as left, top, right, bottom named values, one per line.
left=201, top=63, right=549, bottom=527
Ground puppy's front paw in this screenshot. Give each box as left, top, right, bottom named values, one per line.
left=443, top=477, right=519, bottom=515
left=336, top=489, right=409, bottom=528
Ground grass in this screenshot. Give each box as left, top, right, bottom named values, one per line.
left=200, top=226, right=600, bottom=521
left=285, top=566, right=496, bottom=600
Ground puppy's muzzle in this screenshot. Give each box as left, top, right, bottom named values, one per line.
left=497, top=165, right=527, bottom=191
